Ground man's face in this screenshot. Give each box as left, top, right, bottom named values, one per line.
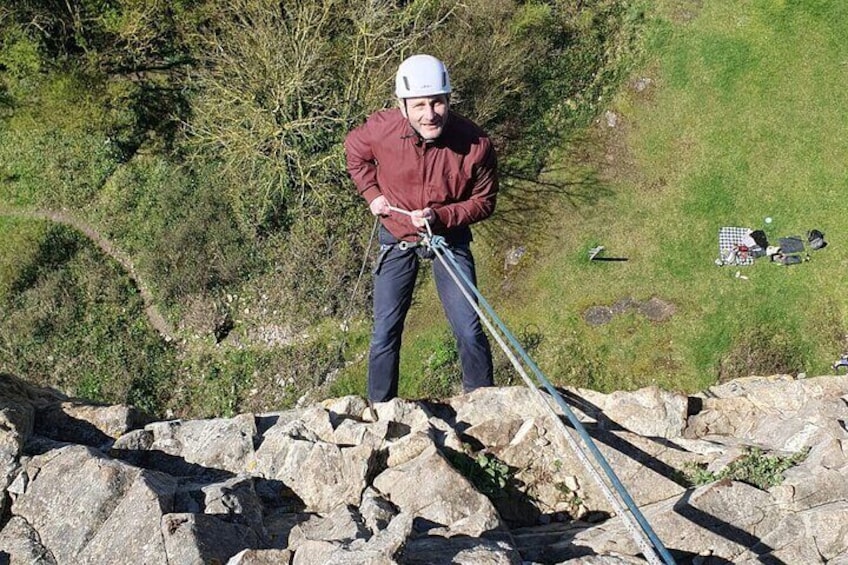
left=401, top=95, right=449, bottom=140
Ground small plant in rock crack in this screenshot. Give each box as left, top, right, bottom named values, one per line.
left=474, top=452, right=513, bottom=495
left=554, top=481, right=583, bottom=507
left=448, top=448, right=515, bottom=498
left=684, top=447, right=810, bottom=490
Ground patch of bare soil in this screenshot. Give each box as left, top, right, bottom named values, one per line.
left=582, top=296, right=676, bottom=326
left=667, top=0, right=704, bottom=24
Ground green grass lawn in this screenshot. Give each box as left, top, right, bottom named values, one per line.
left=346, top=0, right=848, bottom=397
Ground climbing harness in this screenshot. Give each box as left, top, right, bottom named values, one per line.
left=372, top=238, right=430, bottom=275
left=388, top=204, right=676, bottom=565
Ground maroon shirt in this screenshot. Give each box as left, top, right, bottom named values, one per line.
left=344, top=108, right=498, bottom=242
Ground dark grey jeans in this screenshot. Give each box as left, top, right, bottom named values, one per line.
left=367, top=233, right=493, bottom=402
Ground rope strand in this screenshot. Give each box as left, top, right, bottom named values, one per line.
left=418, top=217, right=676, bottom=565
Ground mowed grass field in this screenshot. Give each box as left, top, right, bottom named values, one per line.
left=346, top=0, right=848, bottom=398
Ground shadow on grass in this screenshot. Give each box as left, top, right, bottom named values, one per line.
left=483, top=165, right=615, bottom=243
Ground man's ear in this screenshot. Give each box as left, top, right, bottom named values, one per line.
left=397, top=98, right=407, bottom=118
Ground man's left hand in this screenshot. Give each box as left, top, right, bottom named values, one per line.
left=410, top=208, right=434, bottom=229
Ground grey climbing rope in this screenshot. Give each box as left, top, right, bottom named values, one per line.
left=340, top=216, right=381, bottom=334
left=320, top=216, right=380, bottom=390
left=387, top=206, right=676, bottom=565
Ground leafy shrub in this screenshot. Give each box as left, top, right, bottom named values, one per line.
left=183, top=0, right=442, bottom=236
left=446, top=448, right=515, bottom=498
left=0, top=25, right=41, bottom=81
left=96, top=156, right=253, bottom=310
left=685, top=447, right=810, bottom=490
left=0, top=222, right=177, bottom=413
left=0, top=108, right=121, bottom=208
left=259, top=185, right=370, bottom=324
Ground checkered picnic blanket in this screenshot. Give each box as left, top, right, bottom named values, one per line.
left=718, top=226, right=755, bottom=266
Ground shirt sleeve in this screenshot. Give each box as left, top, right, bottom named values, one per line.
left=432, top=138, right=498, bottom=229
left=344, top=119, right=383, bottom=204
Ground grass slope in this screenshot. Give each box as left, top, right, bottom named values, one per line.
left=355, top=0, right=848, bottom=397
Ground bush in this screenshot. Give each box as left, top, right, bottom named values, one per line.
left=0, top=222, right=177, bottom=413
left=183, top=0, right=445, bottom=235
left=95, top=156, right=253, bottom=311
left=0, top=77, right=123, bottom=208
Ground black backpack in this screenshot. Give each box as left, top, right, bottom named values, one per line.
left=807, top=229, right=827, bottom=250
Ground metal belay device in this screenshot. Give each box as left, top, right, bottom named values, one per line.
left=389, top=205, right=676, bottom=565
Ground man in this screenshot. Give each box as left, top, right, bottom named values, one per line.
left=344, top=54, right=498, bottom=402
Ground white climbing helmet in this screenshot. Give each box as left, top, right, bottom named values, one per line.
left=394, top=54, right=452, bottom=99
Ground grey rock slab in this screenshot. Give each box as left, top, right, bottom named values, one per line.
left=555, top=556, right=646, bottom=564
left=385, top=430, right=435, bottom=468
left=373, top=443, right=502, bottom=537
left=77, top=470, right=177, bottom=564
left=35, top=401, right=150, bottom=448
left=291, top=511, right=412, bottom=565
left=295, top=406, right=336, bottom=443
left=733, top=500, right=848, bottom=564
left=287, top=503, right=370, bottom=548
left=290, top=539, right=346, bottom=565
left=492, top=418, right=686, bottom=519
left=145, top=413, right=257, bottom=474
left=687, top=375, right=848, bottom=453
left=202, top=475, right=267, bottom=539
left=161, top=512, right=261, bottom=565
left=11, top=444, right=176, bottom=564
left=444, top=387, right=553, bottom=427
left=575, top=386, right=689, bottom=439
left=568, top=481, right=784, bottom=561
left=0, top=515, right=57, bottom=564
left=0, top=374, right=38, bottom=518
left=227, top=548, right=294, bottom=565
left=254, top=430, right=374, bottom=512
left=320, top=395, right=370, bottom=422
left=370, top=398, right=433, bottom=433
left=360, top=487, right=400, bottom=534
left=773, top=459, right=848, bottom=511
left=402, top=536, right=521, bottom=565
left=262, top=509, right=313, bottom=550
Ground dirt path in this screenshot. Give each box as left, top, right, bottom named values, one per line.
left=0, top=206, right=177, bottom=342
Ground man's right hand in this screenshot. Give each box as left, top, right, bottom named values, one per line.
left=369, top=195, right=390, bottom=216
